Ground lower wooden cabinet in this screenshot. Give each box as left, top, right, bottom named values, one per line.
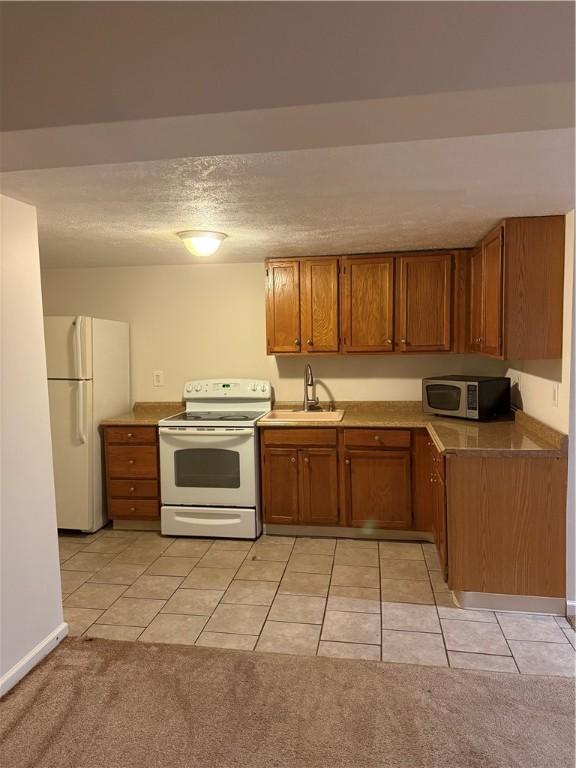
left=262, top=441, right=339, bottom=525
left=103, top=425, right=161, bottom=520
left=343, top=449, right=411, bottom=529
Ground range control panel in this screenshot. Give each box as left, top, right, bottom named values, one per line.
left=183, top=379, right=271, bottom=399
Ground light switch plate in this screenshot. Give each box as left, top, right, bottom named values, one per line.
left=152, top=370, right=164, bottom=387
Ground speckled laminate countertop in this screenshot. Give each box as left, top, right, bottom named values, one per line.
left=100, top=402, right=183, bottom=425
left=257, top=401, right=566, bottom=457
left=101, top=400, right=566, bottom=457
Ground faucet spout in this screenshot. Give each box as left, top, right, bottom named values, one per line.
left=303, top=364, right=320, bottom=411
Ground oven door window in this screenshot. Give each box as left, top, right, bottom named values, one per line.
left=174, top=448, right=240, bottom=488
left=426, top=384, right=462, bottom=411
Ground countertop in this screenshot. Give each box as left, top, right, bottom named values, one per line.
left=257, top=401, right=566, bottom=457
left=101, top=400, right=566, bottom=457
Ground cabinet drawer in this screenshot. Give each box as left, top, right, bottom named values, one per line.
left=344, top=429, right=411, bottom=449
left=108, top=499, right=160, bottom=520
left=262, top=428, right=337, bottom=447
left=108, top=479, right=159, bottom=498
left=105, top=426, right=157, bottom=444
left=107, top=446, right=158, bottom=478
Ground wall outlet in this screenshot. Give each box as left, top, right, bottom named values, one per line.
left=152, top=370, right=164, bottom=387
left=552, top=382, right=559, bottom=408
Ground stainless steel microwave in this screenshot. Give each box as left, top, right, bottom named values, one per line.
left=422, top=376, right=511, bottom=421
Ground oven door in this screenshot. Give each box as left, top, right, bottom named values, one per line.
left=159, top=427, right=256, bottom=507
left=423, top=381, right=466, bottom=417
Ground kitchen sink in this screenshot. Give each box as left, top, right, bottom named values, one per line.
left=259, top=409, right=345, bottom=423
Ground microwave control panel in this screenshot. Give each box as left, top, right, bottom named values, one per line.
left=466, top=384, right=478, bottom=415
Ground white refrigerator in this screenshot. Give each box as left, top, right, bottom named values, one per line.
left=44, top=316, right=130, bottom=532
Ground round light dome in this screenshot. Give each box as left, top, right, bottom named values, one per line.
left=176, top=230, right=228, bottom=257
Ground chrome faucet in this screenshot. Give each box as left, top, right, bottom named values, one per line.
left=303, top=364, right=320, bottom=411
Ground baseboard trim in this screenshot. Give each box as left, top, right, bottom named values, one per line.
left=454, top=591, right=566, bottom=615
left=566, top=599, right=576, bottom=619
left=0, top=622, right=68, bottom=697
left=264, top=524, right=434, bottom=542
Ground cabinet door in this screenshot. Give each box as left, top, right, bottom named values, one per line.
left=469, top=246, right=483, bottom=352
left=300, top=259, right=339, bottom=353
left=397, top=253, right=452, bottom=352
left=266, top=261, right=301, bottom=354
left=262, top=448, right=299, bottom=524
left=341, top=256, right=394, bottom=353
left=344, top=450, right=411, bottom=528
left=299, top=448, right=339, bottom=525
left=480, top=227, right=503, bottom=357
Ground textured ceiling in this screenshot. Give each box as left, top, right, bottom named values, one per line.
left=1, top=129, right=574, bottom=268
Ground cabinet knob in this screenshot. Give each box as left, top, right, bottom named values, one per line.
left=304, top=457, right=309, bottom=463
left=401, top=338, right=407, bottom=344
left=294, top=339, right=300, bottom=345
left=307, top=339, right=313, bottom=346
left=130, top=487, right=135, bottom=493
left=345, top=459, right=350, bottom=465
left=386, top=339, right=392, bottom=344
left=290, top=457, right=296, bottom=463
left=127, top=432, right=133, bottom=438
left=130, top=506, right=136, bottom=512
left=128, top=459, right=135, bottom=465
left=374, top=435, right=380, bottom=441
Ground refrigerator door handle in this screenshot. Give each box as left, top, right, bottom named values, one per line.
left=77, top=380, right=87, bottom=444
left=73, top=315, right=84, bottom=379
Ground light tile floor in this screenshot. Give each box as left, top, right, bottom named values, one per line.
left=59, top=529, right=576, bottom=677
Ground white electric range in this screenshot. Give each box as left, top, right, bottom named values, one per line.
left=158, top=379, right=271, bottom=538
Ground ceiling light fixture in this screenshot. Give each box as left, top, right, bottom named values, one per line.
left=176, top=230, right=228, bottom=257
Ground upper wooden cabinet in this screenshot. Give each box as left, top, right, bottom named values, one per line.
left=340, top=256, right=394, bottom=353
left=397, top=253, right=452, bottom=352
left=266, top=258, right=339, bottom=354
left=300, top=259, right=339, bottom=353
left=265, top=261, right=301, bottom=354
left=471, top=216, right=565, bottom=359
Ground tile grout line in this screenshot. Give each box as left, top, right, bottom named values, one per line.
left=250, top=536, right=294, bottom=650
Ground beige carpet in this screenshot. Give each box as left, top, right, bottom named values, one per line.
left=0, top=638, right=573, bottom=768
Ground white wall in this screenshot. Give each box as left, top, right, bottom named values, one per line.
left=0, top=195, right=66, bottom=695
left=506, top=211, right=574, bottom=433
left=40, top=263, right=504, bottom=405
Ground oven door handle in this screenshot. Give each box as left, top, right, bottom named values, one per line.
left=159, top=427, right=254, bottom=437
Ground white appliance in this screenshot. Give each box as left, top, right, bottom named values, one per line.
left=159, top=378, right=271, bottom=539
left=44, top=315, right=130, bottom=532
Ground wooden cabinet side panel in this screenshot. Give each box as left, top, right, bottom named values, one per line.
left=447, top=456, right=566, bottom=597
left=266, top=261, right=301, bottom=354
left=301, top=259, right=339, bottom=353
left=503, top=216, right=565, bottom=359
left=397, top=253, right=452, bottom=352
left=341, top=256, right=394, bottom=352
